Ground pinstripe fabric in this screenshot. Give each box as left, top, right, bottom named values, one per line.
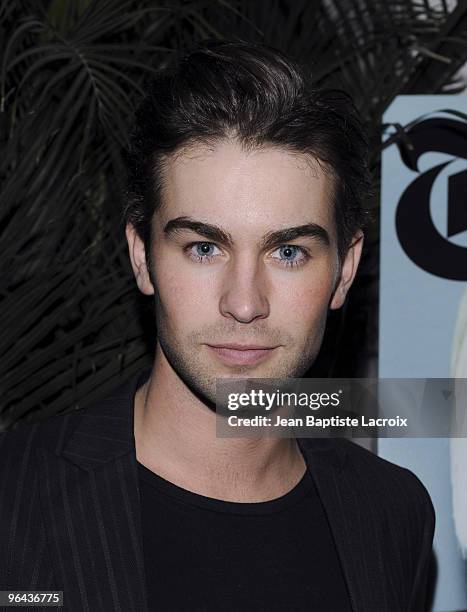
left=298, top=438, right=435, bottom=612
left=1, top=372, right=435, bottom=612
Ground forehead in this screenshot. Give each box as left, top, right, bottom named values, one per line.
left=158, top=138, right=335, bottom=237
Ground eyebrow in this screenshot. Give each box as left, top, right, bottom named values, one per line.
left=163, top=216, right=330, bottom=249
left=261, top=223, right=330, bottom=250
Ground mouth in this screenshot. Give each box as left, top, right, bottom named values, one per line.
left=205, top=343, right=280, bottom=366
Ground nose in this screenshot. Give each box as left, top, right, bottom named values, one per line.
left=219, top=256, right=270, bottom=324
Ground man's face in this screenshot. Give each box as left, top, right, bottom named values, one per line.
left=127, top=138, right=363, bottom=404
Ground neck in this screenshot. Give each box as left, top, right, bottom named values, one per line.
left=134, top=345, right=306, bottom=502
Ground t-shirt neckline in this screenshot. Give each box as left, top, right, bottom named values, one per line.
left=137, top=459, right=314, bottom=516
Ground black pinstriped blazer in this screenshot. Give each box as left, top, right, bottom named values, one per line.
left=1, top=371, right=435, bottom=612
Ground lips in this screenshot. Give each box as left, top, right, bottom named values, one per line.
left=209, top=343, right=277, bottom=351
left=206, top=343, right=279, bottom=366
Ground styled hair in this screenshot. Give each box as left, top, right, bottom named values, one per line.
left=124, top=39, right=371, bottom=263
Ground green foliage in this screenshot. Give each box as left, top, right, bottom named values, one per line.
left=0, top=0, right=464, bottom=428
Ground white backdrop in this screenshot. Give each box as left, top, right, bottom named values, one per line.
left=379, top=94, right=467, bottom=611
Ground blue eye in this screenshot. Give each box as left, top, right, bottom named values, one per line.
left=272, top=245, right=309, bottom=268
left=196, top=243, right=215, bottom=257
left=279, top=245, right=299, bottom=260
left=187, top=242, right=221, bottom=263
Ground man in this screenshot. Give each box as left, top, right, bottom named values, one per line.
left=1, top=40, right=434, bottom=611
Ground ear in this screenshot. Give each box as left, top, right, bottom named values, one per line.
left=330, top=231, right=364, bottom=310
left=125, top=223, right=155, bottom=296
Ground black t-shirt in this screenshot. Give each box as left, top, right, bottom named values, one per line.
left=138, top=461, right=352, bottom=612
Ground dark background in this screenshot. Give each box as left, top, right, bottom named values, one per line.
left=1, top=0, right=467, bottom=428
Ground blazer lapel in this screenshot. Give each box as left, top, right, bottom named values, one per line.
left=298, top=438, right=391, bottom=612
left=37, top=373, right=149, bottom=612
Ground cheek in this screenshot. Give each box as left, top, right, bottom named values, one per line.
left=273, top=273, right=334, bottom=324
left=152, top=257, right=218, bottom=326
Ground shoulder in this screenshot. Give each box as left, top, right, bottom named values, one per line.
left=0, top=368, right=146, bottom=478
left=0, top=409, right=82, bottom=476
left=301, top=436, right=435, bottom=528
left=0, top=368, right=147, bottom=466
left=337, top=438, right=435, bottom=527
